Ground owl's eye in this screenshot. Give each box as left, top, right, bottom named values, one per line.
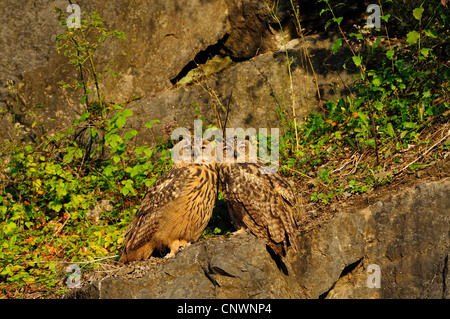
left=201, top=145, right=207, bottom=151
left=183, top=145, right=192, bottom=152
left=223, top=145, right=232, bottom=153
left=238, top=144, right=246, bottom=152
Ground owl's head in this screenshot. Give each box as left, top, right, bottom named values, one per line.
left=172, top=138, right=220, bottom=165
left=221, top=138, right=257, bottom=164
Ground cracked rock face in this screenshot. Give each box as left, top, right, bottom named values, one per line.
left=2, top=0, right=357, bottom=145
left=65, top=178, right=449, bottom=299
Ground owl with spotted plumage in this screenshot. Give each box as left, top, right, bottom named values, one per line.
left=119, top=138, right=219, bottom=263
left=218, top=138, right=299, bottom=257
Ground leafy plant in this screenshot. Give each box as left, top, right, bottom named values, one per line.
left=54, top=6, right=126, bottom=117
left=0, top=8, right=170, bottom=298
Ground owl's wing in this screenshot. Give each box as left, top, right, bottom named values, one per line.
left=270, top=172, right=296, bottom=207
left=227, top=164, right=287, bottom=242
left=121, top=163, right=218, bottom=262
left=265, top=171, right=299, bottom=253
left=223, top=162, right=299, bottom=255
left=121, top=165, right=192, bottom=256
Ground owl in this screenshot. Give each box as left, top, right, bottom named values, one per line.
left=218, top=138, right=299, bottom=257
left=119, top=138, right=219, bottom=263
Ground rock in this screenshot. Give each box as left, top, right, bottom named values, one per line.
left=1, top=0, right=231, bottom=138
left=222, top=0, right=293, bottom=59
left=297, top=178, right=450, bottom=299
left=1, top=0, right=357, bottom=146
left=65, top=178, right=450, bottom=299
left=126, top=35, right=356, bottom=147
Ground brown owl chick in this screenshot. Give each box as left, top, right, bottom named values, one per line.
left=119, top=139, right=219, bottom=263
left=218, top=138, right=299, bottom=257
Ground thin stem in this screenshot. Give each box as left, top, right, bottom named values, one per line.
left=268, top=3, right=299, bottom=151
left=290, top=0, right=325, bottom=113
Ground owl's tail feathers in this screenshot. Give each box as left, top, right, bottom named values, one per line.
left=119, top=217, right=155, bottom=263
left=287, top=233, right=300, bottom=254
left=119, top=240, right=154, bottom=263
left=267, top=241, right=286, bottom=257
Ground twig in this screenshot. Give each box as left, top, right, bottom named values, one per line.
left=222, top=90, right=233, bottom=129
left=331, top=153, right=357, bottom=173
left=48, top=214, right=71, bottom=245
left=282, top=165, right=313, bottom=180
left=23, top=255, right=119, bottom=265
left=396, top=126, right=450, bottom=175
left=344, top=151, right=365, bottom=176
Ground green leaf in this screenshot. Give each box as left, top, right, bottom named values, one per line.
left=319, top=8, right=330, bottom=16
left=381, top=14, right=391, bottom=22
left=121, top=109, right=133, bottom=117
left=406, top=31, right=420, bottom=45
left=387, top=122, right=395, bottom=137
left=424, top=29, right=438, bottom=38
left=49, top=201, right=62, bottom=213
left=145, top=119, right=160, bottom=128
left=365, top=139, right=376, bottom=148
left=333, top=17, right=343, bottom=25
left=0, top=264, right=14, bottom=277
left=124, top=129, right=138, bottom=142
left=349, top=32, right=364, bottom=40
left=372, top=75, right=383, bottom=87
left=103, top=165, right=114, bottom=176
left=3, top=222, right=17, bottom=235
left=403, top=122, right=418, bottom=129
left=112, top=155, right=121, bottom=163
left=143, top=148, right=153, bottom=157
left=63, top=153, right=73, bottom=163
left=413, top=7, right=424, bottom=21
left=116, top=116, right=127, bottom=129
left=373, top=101, right=383, bottom=111
left=357, top=112, right=368, bottom=125
left=332, top=38, right=342, bottom=54
left=352, top=55, right=362, bottom=67
left=90, top=127, right=98, bottom=139
left=420, top=48, right=432, bottom=57
left=386, top=49, right=395, bottom=60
